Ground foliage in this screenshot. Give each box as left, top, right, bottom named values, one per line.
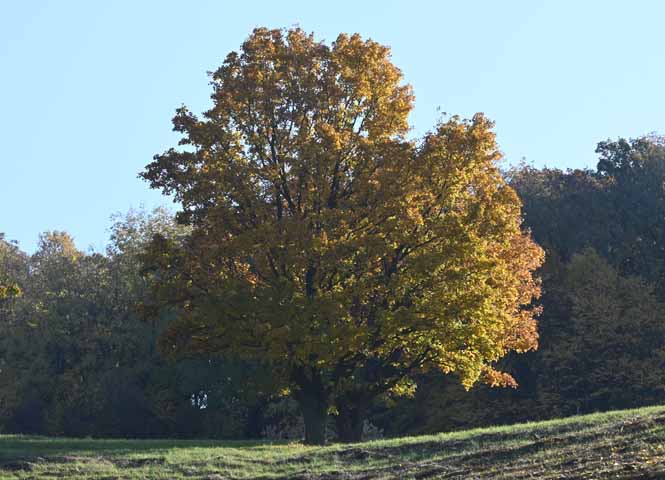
left=140, top=27, right=543, bottom=444
left=388, top=136, right=665, bottom=434
left=0, top=234, right=23, bottom=302
left=536, top=249, right=665, bottom=416
left=0, top=209, right=263, bottom=438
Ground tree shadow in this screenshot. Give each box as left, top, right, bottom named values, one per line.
left=0, top=435, right=282, bottom=462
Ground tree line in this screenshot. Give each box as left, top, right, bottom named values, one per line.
left=2, top=139, right=664, bottom=441
left=1, top=28, right=664, bottom=443
left=0, top=210, right=268, bottom=438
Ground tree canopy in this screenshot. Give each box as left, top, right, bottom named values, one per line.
left=141, top=27, right=543, bottom=444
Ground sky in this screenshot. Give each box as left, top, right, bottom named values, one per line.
left=1, top=1, right=664, bottom=253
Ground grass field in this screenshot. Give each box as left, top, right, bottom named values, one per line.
left=1, top=405, right=665, bottom=479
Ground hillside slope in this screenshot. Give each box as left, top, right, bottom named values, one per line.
left=1, top=405, right=665, bottom=479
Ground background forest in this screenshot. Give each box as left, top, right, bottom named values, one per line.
left=2, top=136, right=664, bottom=440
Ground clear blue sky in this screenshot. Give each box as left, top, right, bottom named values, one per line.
left=2, top=1, right=663, bottom=253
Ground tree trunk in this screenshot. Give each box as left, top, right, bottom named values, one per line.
left=335, top=402, right=365, bottom=443
left=300, top=393, right=328, bottom=445
left=293, top=367, right=329, bottom=445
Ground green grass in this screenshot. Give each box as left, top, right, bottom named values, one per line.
left=2, top=405, right=665, bottom=479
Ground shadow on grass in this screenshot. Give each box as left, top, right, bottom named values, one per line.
left=0, top=416, right=644, bottom=463
left=0, top=435, right=283, bottom=462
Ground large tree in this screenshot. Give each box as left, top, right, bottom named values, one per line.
left=141, top=27, right=543, bottom=444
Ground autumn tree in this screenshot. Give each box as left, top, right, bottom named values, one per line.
left=141, top=27, right=544, bottom=444
left=0, top=234, right=23, bottom=301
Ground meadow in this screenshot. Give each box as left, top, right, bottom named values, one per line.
left=2, top=405, right=664, bottom=479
